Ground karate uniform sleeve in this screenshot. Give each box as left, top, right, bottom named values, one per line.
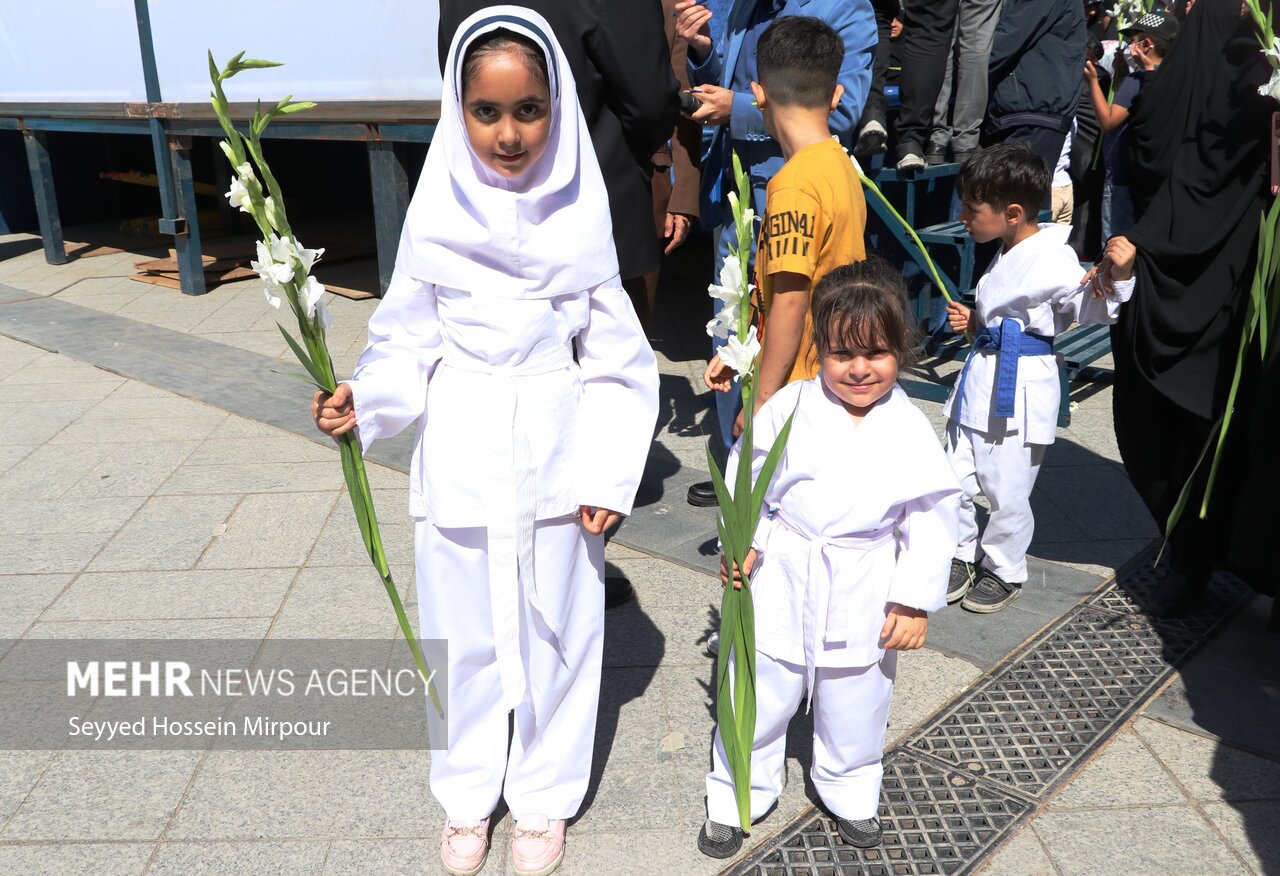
left=1053, top=276, right=1136, bottom=327
left=574, top=284, right=660, bottom=515
left=344, top=268, right=441, bottom=453
left=886, top=490, right=962, bottom=613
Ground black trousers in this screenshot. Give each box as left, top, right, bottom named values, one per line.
left=860, top=0, right=902, bottom=128
left=895, top=0, right=961, bottom=155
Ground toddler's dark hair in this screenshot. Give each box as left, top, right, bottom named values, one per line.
left=461, top=28, right=549, bottom=95
left=756, top=17, right=843, bottom=108
left=811, top=256, right=920, bottom=368
left=956, top=142, right=1049, bottom=217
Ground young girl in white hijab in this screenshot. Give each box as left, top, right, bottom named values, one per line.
left=313, top=8, right=659, bottom=875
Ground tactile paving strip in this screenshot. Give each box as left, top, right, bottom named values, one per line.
left=723, top=545, right=1253, bottom=876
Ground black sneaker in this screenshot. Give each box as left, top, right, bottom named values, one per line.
left=961, top=570, right=1022, bottom=613
left=697, top=819, right=744, bottom=858
left=837, top=817, right=883, bottom=848
left=687, top=480, right=718, bottom=507
left=947, top=559, right=975, bottom=604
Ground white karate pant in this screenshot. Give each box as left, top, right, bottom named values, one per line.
left=414, top=517, right=605, bottom=820
left=947, top=422, right=1046, bottom=583
left=706, top=649, right=898, bottom=824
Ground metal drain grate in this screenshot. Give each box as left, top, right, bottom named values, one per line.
left=720, top=546, right=1254, bottom=876
left=906, top=606, right=1194, bottom=796
left=743, top=752, right=1031, bottom=876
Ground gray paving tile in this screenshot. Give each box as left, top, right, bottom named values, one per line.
left=27, top=617, right=272, bottom=639
left=1200, top=800, right=1280, bottom=876
left=4, top=497, right=145, bottom=534
left=168, top=751, right=436, bottom=839
left=1036, top=464, right=1157, bottom=541
left=1048, top=729, right=1187, bottom=810
left=576, top=667, right=678, bottom=832
left=51, top=415, right=228, bottom=445
left=1134, top=717, right=1280, bottom=804
left=148, top=840, right=329, bottom=874
left=0, top=400, right=98, bottom=444
left=156, top=462, right=346, bottom=496
left=981, top=826, right=1059, bottom=876
left=322, top=838, right=446, bottom=875
left=0, top=750, right=55, bottom=825
left=604, top=601, right=717, bottom=670
left=307, top=491, right=415, bottom=570
left=0, top=378, right=124, bottom=402
left=3, top=751, right=201, bottom=840
left=43, top=569, right=295, bottom=621
left=184, top=435, right=337, bottom=466
left=1032, top=806, right=1243, bottom=876
left=600, top=555, right=719, bottom=608
left=548, top=827, right=721, bottom=876
left=69, top=440, right=203, bottom=498
left=0, top=442, right=116, bottom=499
left=198, top=492, right=337, bottom=570
left=88, top=495, right=240, bottom=572
left=79, top=394, right=226, bottom=423
left=0, top=532, right=111, bottom=575
left=0, top=446, right=31, bottom=476
left=0, top=842, right=152, bottom=875
left=269, top=566, right=406, bottom=639
left=0, top=573, right=73, bottom=638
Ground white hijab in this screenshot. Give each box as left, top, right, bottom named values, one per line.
left=396, top=6, right=619, bottom=299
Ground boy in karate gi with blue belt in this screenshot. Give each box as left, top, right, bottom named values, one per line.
left=943, top=143, right=1134, bottom=613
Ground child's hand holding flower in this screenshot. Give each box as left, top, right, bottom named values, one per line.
left=312, top=384, right=357, bottom=438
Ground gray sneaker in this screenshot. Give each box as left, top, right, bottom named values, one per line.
left=697, top=819, right=744, bottom=858
left=961, top=569, right=1022, bottom=613
left=837, top=816, right=883, bottom=848
left=896, top=151, right=925, bottom=173
left=947, top=559, right=975, bottom=604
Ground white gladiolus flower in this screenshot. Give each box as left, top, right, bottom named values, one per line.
left=219, top=140, right=235, bottom=162
left=709, top=258, right=745, bottom=308
left=251, top=237, right=294, bottom=286
left=1261, top=67, right=1280, bottom=101
left=262, top=282, right=283, bottom=309
left=299, top=274, right=327, bottom=321
left=289, top=237, right=325, bottom=274
left=740, top=206, right=757, bottom=228
left=706, top=302, right=739, bottom=339
left=235, top=161, right=255, bottom=181
left=263, top=196, right=282, bottom=231
left=719, top=326, right=761, bottom=378
left=315, top=296, right=334, bottom=329
left=225, top=176, right=253, bottom=213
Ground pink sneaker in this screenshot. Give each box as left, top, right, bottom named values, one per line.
left=511, top=814, right=566, bottom=876
left=440, top=817, right=490, bottom=876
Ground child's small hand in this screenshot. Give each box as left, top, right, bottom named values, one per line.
left=704, top=354, right=737, bottom=392
left=579, top=505, right=621, bottom=535
left=719, top=549, right=757, bottom=590
left=946, top=301, right=975, bottom=335
left=880, top=604, right=928, bottom=651
left=312, top=383, right=356, bottom=438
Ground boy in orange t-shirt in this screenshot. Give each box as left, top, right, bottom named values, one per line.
left=705, top=16, right=867, bottom=432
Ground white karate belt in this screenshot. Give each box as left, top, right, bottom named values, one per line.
left=438, top=338, right=575, bottom=726
left=773, top=510, right=896, bottom=712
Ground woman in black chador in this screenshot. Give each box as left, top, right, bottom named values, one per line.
left=1093, top=0, right=1278, bottom=618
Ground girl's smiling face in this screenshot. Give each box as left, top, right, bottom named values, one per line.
left=819, top=321, right=899, bottom=418
left=462, top=47, right=552, bottom=179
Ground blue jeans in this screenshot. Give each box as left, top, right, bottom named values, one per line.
left=1102, top=179, right=1134, bottom=240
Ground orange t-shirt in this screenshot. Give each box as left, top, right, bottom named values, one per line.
left=755, top=137, right=867, bottom=383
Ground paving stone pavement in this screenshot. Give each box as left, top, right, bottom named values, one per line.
left=0, top=230, right=1275, bottom=875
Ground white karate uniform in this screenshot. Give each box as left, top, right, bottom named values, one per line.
left=706, top=380, right=961, bottom=823
left=346, top=10, right=659, bottom=822
left=941, top=224, right=1133, bottom=582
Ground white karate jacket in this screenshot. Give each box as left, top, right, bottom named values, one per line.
left=942, top=224, right=1135, bottom=444
left=730, top=380, right=962, bottom=675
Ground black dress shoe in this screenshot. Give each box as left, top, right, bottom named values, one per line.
left=604, top=573, right=634, bottom=609
left=687, top=480, right=719, bottom=507
left=925, top=144, right=948, bottom=166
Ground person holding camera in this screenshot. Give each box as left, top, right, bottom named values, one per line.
left=1084, top=11, right=1177, bottom=238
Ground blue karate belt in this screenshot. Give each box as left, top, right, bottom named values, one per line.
left=953, top=318, right=1054, bottom=424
